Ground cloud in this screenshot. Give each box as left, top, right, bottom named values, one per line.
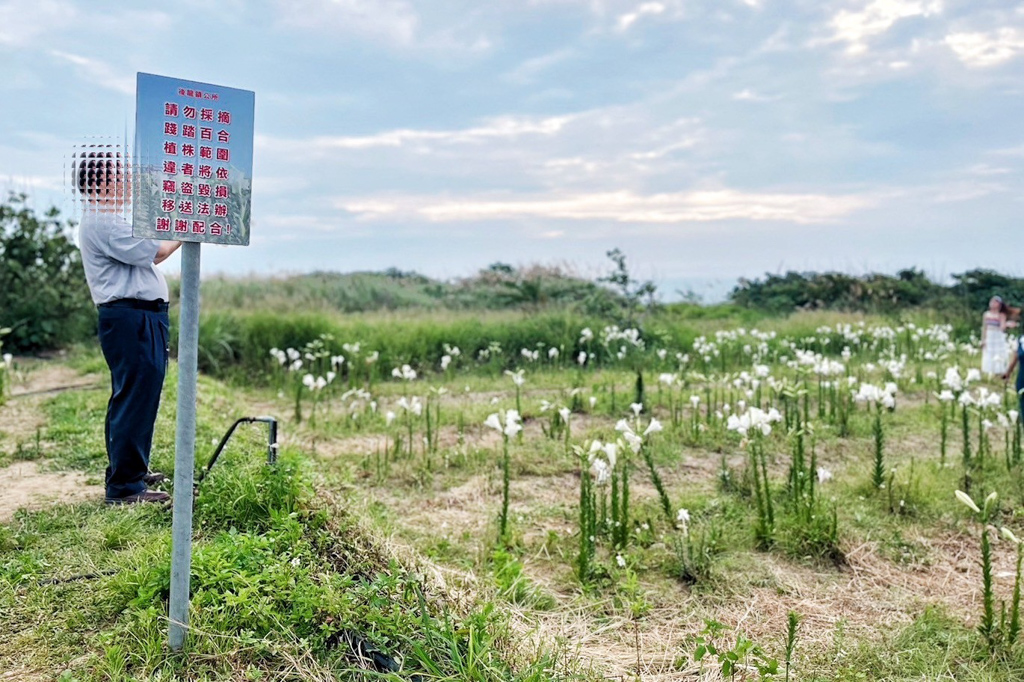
left=275, top=0, right=419, bottom=46
left=830, top=0, right=942, bottom=55
left=504, top=48, right=576, bottom=84
left=339, top=188, right=875, bottom=225
left=945, top=28, right=1024, bottom=68
left=616, top=2, right=666, bottom=31
left=272, top=0, right=490, bottom=51
left=0, top=0, right=76, bottom=47
left=257, top=114, right=577, bottom=155
left=732, top=88, right=779, bottom=102
left=48, top=50, right=134, bottom=94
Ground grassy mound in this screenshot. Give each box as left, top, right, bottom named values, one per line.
left=0, top=371, right=563, bottom=681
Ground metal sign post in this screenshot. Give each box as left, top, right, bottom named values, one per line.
left=169, top=240, right=200, bottom=650
left=131, top=72, right=254, bottom=652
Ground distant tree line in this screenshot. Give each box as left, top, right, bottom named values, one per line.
left=729, top=268, right=1024, bottom=316
left=3, top=193, right=1022, bottom=353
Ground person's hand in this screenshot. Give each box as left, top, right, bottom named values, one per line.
left=1004, top=371, right=1012, bottom=383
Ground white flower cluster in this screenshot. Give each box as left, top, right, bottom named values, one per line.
left=587, top=440, right=619, bottom=485
left=941, top=366, right=981, bottom=394
left=505, top=369, right=526, bottom=386
left=614, top=411, right=663, bottom=453
left=397, top=395, right=423, bottom=416
left=391, top=364, right=417, bottom=381
left=484, top=409, right=523, bottom=439
left=301, top=373, right=333, bottom=391
left=726, top=406, right=782, bottom=437
left=853, top=382, right=898, bottom=409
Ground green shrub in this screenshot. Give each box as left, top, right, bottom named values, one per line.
left=0, top=194, right=95, bottom=351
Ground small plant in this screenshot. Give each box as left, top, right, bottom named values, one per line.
left=936, top=390, right=955, bottom=466
left=1001, top=527, right=1024, bottom=647
left=0, top=327, right=11, bottom=404
left=484, top=409, right=522, bottom=544
left=784, top=611, right=800, bottom=682
left=616, top=407, right=672, bottom=525
left=690, top=618, right=780, bottom=680
left=853, top=382, right=896, bottom=489
left=673, top=508, right=720, bottom=585
left=955, top=489, right=1005, bottom=653
left=504, top=369, right=525, bottom=425
left=727, top=406, right=782, bottom=548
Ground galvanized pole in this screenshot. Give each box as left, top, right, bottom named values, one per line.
left=169, top=241, right=201, bottom=651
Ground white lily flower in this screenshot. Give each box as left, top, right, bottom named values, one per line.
left=484, top=413, right=502, bottom=432
left=602, top=442, right=618, bottom=469
left=503, top=411, right=522, bottom=438
left=302, top=374, right=315, bottom=389
left=622, top=431, right=643, bottom=454
left=505, top=369, right=526, bottom=387
left=630, top=402, right=643, bottom=417
left=643, top=418, right=663, bottom=436
left=955, top=490, right=981, bottom=514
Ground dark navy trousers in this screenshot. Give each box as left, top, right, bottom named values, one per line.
left=97, top=305, right=169, bottom=499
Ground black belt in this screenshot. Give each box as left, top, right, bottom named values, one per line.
left=98, top=298, right=169, bottom=313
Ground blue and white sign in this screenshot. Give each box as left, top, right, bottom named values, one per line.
left=132, top=72, right=254, bottom=246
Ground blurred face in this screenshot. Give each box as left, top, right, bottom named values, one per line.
left=990, top=297, right=1002, bottom=313
left=82, top=157, right=131, bottom=208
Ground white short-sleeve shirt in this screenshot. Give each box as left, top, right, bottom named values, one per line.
left=78, top=207, right=169, bottom=305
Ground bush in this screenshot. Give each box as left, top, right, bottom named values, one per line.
left=0, top=194, right=95, bottom=351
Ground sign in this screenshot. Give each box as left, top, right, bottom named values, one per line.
left=132, top=72, right=256, bottom=652
left=133, top=73, right=254, bottom=245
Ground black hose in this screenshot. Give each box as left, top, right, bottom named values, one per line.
left=33, top=415, right=279, bottom=587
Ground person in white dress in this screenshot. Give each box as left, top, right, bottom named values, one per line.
left=981, top=296, right=1012, bottom=376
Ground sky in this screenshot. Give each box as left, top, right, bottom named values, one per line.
left=1, top=0, right=1022, bottom=301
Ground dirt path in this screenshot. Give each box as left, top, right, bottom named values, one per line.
left=0, top=361, right=105, bottom=522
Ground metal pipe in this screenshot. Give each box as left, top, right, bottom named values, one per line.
left=169, top=241, right=200, bottom=651
left=195, top=416, right=278, bottom=486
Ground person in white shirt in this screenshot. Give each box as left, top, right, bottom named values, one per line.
left=77, top=150, right=180, bottom=505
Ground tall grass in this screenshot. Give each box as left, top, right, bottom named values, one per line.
left=182, top=309, right=612, bottom=380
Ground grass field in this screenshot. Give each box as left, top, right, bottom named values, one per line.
left=3, top=309, right=1024, bottom=680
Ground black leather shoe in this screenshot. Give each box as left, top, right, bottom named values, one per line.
left=105, top=490, right=172, bottom=506
left=143, top=471, right=168, bottom=485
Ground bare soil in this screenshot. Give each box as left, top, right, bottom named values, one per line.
left=0, top=362, right=105, bottom=522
